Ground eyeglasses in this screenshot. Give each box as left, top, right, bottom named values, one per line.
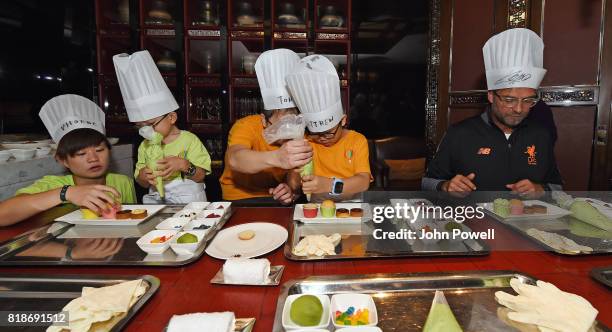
left=306, top=123, right=342, bottom=140
left=493, top=91, right=540, bottom=108
left=134, top=113, right=168, bottom=130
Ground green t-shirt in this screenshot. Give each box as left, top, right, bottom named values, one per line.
left=15, top=173, right=137, bottom=204
left=135, top=130, right=212, bottom=181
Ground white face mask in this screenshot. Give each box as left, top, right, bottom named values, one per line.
left=139, top=126, right=155, bottom=140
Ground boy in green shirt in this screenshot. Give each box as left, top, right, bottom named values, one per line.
left=0, top=95, right=136, bottom=226
left=114, top=50, right=211, bottom=203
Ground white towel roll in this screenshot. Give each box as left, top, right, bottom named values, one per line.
left=223, top=258, right=271, bottom=284
left=167, top=312, right=235, bottom=332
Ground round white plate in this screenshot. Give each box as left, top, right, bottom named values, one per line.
left=205, top=222, right=288, bottom=259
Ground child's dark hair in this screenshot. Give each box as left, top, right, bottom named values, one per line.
left=55, top=128, right=111, bottom=159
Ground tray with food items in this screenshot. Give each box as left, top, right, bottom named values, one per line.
left=0, top=273, right=159, bottom=332
left=293, top=201, right=371, bottom=224
left=272, top=271, right=609, bottom=332
left=55, top=204, right=165, bottom=226
left=480, top=199, right=571, bottom=221
left=284, top=218, right=489, bottom=261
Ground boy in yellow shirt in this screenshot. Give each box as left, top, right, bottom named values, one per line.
left=114, top=50, right=211, bottom=203
left=286, top=55, right=371, bottom=200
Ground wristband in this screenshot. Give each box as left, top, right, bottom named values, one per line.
left=60, top=185, right=71, bottom=203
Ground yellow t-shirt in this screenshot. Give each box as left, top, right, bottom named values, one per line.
left=220, top=115, right=288, bottom=200
left=15, top=173, right=137, bottom=204
left=135, top=130, right=212, bottom=181
left=310, top=130, right=372, bottom=180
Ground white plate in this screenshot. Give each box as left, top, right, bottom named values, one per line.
left=294, top=203, right=371, bottom=224
left=56, top=205, right=165, bottom=226
left=282, top=294, right=331, bottom=330
left=479, top=200, right=571, bottom=221
left=205, top=222, right=288, bottom=259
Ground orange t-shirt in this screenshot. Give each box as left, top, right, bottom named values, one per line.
left=310, top=130, right=372, bottom=180
left=220, top=115, right=288, bottom=200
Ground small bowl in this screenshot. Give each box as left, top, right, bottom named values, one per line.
left=136, top=229, right=178, bottom=255
left=331, top=294, right=378, bottom=328
left=303, top=204, right=319, bottom=218
left=173, top=209, right=200, bottom=220
left=108, top=137, right=120, bottom=145
left=35, top=147, right=52, bottom=157
left=293, top=330, right=331, bottom=332
left=205, top=201, right=232, bottom=211
left=184, top=201, right=210, bottom=212
left=197, top=209, right=224, bottom=219
left=169, top=230, right=208, bottom=256
left=184, top=219, right=218, bottom=231
left=282, top=294, right=331, bottom=330
left=10, top=148, right=36, bottom=161
left=335, top=328, right=382, bottom=332
left=156, top=217, right=190, bottom=230
left=0, top=150, right=11, bottom=162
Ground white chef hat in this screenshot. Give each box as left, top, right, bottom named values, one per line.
left=113, top=50, right=179, bottom=122
left=39, top=94, right=106, bottom=143
left=285, top=54, right=343, bottom=132
left=255, top=48, right=300, bottom=110
left=483, top=28, right=547, bottom=90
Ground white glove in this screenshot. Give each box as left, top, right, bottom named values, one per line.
left=495, top=278, right=598, bottom=332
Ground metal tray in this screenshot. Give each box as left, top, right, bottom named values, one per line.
left=272, top=271, right=610, bottom=332
left=591, top=266, right=612, bottom=288
left=492, top=215, right=612, bottom=255
left=284, top=220, right=489, bottom=260
left=0, top=273, right=159, bottom=332
left=0, top=206, right=234, bottom=266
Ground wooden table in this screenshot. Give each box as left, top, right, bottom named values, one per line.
left=0, top=207, right=611, bottom=331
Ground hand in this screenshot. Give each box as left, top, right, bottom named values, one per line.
left=138, top=167, right=157, bottom=187
left=274, top=139, right=313, bottom=170
left=65, top=185, right=120, bottom=215
left=70, top=238, right=124, bottom=260
left=441, top=173, right=477, bottom=193
left=506, top=180, right=544, bottom=198
left=157, top=156, right=189, bottom=179
left=301, top=175, right=332, bottom=195
left=268, top=183, right=295, bottom=205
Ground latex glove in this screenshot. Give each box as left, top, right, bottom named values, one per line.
left=495, top=278, right=598, bottom=332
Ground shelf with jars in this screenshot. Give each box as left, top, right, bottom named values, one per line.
left=95, top=0, right=131, bottom=35
left=229, top=0, right=265, bottom=30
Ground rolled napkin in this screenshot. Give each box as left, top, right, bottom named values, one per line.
left=495, top=278, right=598, bottom=332
left=526, top=228, right=593, bottom=254
left=223, top=258, right=271, bottom=284
left=167, top=312, right=235, bottom=332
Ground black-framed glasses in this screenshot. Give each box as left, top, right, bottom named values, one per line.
left=306, top=123, right=342, bottom=139
left=493, top=91, right=540, bottom=108
left=134, top=113, right=168, bottom=130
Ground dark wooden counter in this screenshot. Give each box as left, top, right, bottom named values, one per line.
left=0, top=207, right=611, bottom=331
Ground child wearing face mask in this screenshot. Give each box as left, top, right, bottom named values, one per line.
left=114, top=50, right=211, bottom=203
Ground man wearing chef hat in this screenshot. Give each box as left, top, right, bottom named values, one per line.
left=220, top=48, right=313, bottom=204
left=286, top=55, right=371, bottom=200
left=0, top=94, right=137, bottom=226
left=423, top=28, right=562, bottom=194
left=114, top=50, right=211, bottom=203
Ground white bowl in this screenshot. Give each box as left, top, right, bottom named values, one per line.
left=331, top=294, right=378, bottom=328
left=0, top=150, right=11, bottom=162
left=173, top=209, right=200, bottom=220
left=197, top=209, right=224, bottom=220
left=184, top=219, right=218, bottom=231
left=136, top=229, right=178, bottom=255
left=35, top=147, right=52, bottom=157
left=282, top=294, right=331, bottom=330
left=10, top=148, right=36, bottom=160
left=156, top=217, right=190, bottom=230
left=169, top=230, right=208, bottom=256
left=292, top=330, right=331, bottom=332
left=108, top=137, right=120, bottom=145
left=335, top=328, right=382, bottom=332
left=205, top=201, right=232, bottom=211
left=184, top=201, right=210, bottom=212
